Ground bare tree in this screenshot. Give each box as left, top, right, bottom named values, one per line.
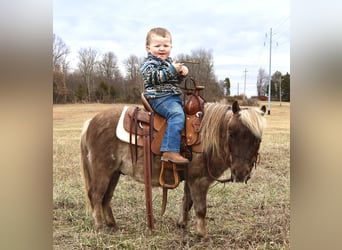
left=257, top=68, right=268, bottom=96
left=78, top=47, right=99, bottom=102
left=123, top=55, right=144, bottom=102
left=53, top=64, right=68, bottom=103
left=124, top=55, right=142, bottom=82
left=272, top=71, right=282, bottom=100
left=98, top=51, right=122, bottom=81
left=53, top=35, right=70, bottom=103
left=53, top=34, right=70, bottom=71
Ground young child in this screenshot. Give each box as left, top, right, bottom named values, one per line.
left=140, top=27, right=189, bottom=165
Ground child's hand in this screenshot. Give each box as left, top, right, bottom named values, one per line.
left=179, top=65, right=188, bottom=76
left=172, top=61, right=188, bottom=76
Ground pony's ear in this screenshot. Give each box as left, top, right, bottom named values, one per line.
left=232, top=101, right=240, bottom=114
left=260, top=105, right=266, bottom=114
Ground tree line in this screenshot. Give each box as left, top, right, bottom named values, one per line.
left=53, top=34, right=290, bottom=104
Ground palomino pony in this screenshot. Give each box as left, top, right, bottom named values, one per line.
left=80, top=101, right=266, bottom=238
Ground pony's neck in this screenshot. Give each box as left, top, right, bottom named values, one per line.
left=213, top=110, right=231, bottom=167
left=201, top=103, right=231, bottom=158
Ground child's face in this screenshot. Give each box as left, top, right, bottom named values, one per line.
left=146, top=33, right=172, bottom=61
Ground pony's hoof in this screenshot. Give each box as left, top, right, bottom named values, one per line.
left=196, top=228, right=208, bottom=238
left=94, top=223, right=104, bottom=231
left=108, top=224, right=119, bottom=232
left=177, top=221, right=187, bottom=229
left=103, top=224, right=119, bottom=233
left=195, top=231, right=208, bottom=239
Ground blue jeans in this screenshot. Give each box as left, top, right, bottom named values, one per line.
left=149, top=95, right=185, bottom=152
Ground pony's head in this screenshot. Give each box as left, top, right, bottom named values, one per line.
left=228, top=101, right=266, bottom=183
left=200, top=101, right=266, bottom=184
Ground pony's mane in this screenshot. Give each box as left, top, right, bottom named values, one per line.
left=200, top=103, right=231, bottom=156
left=200, top=103, right=266, bottom=156
left=239, top=108, right=266, bottom=139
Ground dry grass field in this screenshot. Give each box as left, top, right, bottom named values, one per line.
left=53, top=101, right=290, bottom=249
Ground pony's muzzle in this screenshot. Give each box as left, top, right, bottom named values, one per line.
left=231, top=164, right=252, bottom=184
left=231, top=172, right=250, bottom=184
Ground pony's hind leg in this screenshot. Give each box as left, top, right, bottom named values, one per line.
left=88, top=174, right=113, bottom=231
left=102, top=171, right=121, bottom=231
left=177, top=181, right=193, bottom=228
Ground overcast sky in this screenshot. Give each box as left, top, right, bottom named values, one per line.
left=53, top=0, right=290, bottom=97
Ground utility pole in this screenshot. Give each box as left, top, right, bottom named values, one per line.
left=279, top=75, right=282, bottom=106
left=243, top=68, right=247, bottom=98
left=267, top=28, right=272, bottom=115
left=237, top=82, right=239, bottom=95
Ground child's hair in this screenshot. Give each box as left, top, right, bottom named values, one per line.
left=146, top=27, right=172, bottom=46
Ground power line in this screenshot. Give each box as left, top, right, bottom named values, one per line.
left=272, top=16, right=290, bottom=46
left=273, top=26, right=290, bottom=38
left=273, top=40, right=290, bottom=49
left=253, top=33, right=268, bottom=67
left=273, top=16, right=290, bottom=32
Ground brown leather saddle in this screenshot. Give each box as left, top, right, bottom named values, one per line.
left=123, top=79, right=205, bottom=156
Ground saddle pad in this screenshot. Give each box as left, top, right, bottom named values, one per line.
left=116, top=106, right=144, bottom=146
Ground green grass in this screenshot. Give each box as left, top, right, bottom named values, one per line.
left=53, top=102, right=290, bottom=249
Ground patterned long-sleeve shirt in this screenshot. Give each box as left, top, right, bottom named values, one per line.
left=140, top=53, right=186, bottom=99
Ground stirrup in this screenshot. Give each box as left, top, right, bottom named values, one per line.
left=159, top=161, right=180, bottom=189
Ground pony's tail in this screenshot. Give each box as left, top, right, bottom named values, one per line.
left=80, top=119, right=92, bottom=216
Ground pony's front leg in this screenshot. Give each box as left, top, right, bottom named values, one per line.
left=189, top=178, right=210, bottom=238
left=177, top=181, right=193, bottom=228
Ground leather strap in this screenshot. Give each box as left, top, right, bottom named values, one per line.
left=142, top=111, right=154, bottom=230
